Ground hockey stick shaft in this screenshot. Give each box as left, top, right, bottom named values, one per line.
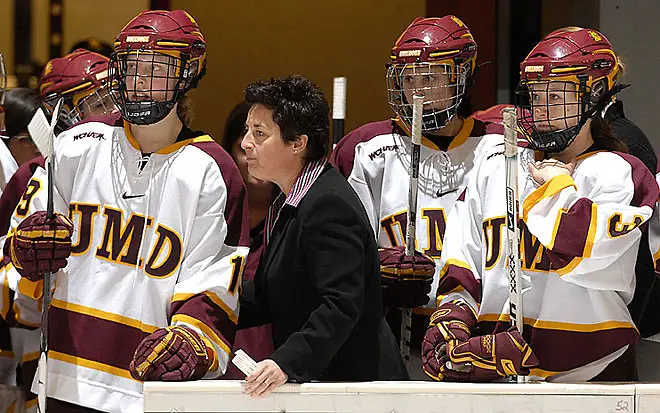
left=332, top=77, right=346, bottom=145
left=503, top=107, right=525, bottom=383
left=38, top=99, right=61, bottom=412
left=399, top=94, right=424, bottom=366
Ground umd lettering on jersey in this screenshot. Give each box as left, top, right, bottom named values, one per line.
left=380, top=209, right=446, bottom=258
left=69, top=203, right=183, bottom=278
left=368, top=145, right=399, bottom=161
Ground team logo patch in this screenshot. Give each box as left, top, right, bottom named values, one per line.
left=73, top=131, right=105, bottom=142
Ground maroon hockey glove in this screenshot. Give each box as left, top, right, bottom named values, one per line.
left=129, top=325, right=215, bottom=381
left=4, top=211, right=73, bottom=281
left=379, top=246, right=435, bottom=308
left=421, top=300, right=477, bottom=380
left=439, top=328, right=539, bottom=382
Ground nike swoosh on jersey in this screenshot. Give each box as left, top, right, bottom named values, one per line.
left=436, top=188, right=459, bottom=197
left=122, top=192, right=145, bottom=199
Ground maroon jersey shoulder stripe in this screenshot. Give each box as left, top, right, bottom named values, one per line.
left=191, top=141, right=249, bottom=248
left=330, top=119, right=396, bottom=177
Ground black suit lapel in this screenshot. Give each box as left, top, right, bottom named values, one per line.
left=260, top=206, right=295, bottom=276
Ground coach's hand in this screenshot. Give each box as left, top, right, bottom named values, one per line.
left=245, top=359, right=288, bottom=397
left=421, top=300, right=477, bottom=380
left=4, top=211, right=73, bottom=281
left=379, top=246, right=435, bottom=309
left=437, top=328, right=539, bottom=382
left=129, top=325, right=215, bottom=381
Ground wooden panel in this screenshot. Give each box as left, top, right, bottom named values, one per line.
left=170, top=0, right=426, bottom=143
left=426, top=0, right=497, bottom=111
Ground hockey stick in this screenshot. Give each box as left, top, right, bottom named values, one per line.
left=503, top=107, right=525, bottom=383
left=35, top=98, right=62, bottom=413
left=400, top=94, right=424, bottom=368
left=0, top=54, right=6, bottom=135
left=332, top=77, right=346, bottom=145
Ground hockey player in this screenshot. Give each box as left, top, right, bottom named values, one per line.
left=40, top=48, right=117, bottom=132
left=422, top=27, right=658, bottom=382
left=0, top=49, right=119, bottom=412
left=1, top=9, right=249, bottom=412
left=330, top=16, right=504, bottom=378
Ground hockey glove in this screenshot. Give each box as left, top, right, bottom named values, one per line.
left=421, top=300, right=477, bottom=380
left=4, top=211, right=73, bottom=281
left=438, top=328, right=539, bottom=382
left=379, top=246, right=435, bottom=309
left=129, top=325, right=215, bottom=381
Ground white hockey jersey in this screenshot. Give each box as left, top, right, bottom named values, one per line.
left=2, top=118, right=249, bottom=412
left=439, top=146, right=658, bottom=381
left=331, top=117, right=504, bottom=308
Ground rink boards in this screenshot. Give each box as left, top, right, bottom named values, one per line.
left=143, top=381, right=660, bottom=413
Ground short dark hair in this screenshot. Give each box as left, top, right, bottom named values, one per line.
left=5, top=88, right=43, bottom=138
left=244, top=75, right=330, bottom=162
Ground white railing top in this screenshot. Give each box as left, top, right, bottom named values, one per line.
left=143, top=381, right=660, bottom=413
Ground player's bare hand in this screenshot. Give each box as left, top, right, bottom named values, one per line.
left=528, top=158, right=575, bottom=185
left=244, top=359, right=288, bottom=397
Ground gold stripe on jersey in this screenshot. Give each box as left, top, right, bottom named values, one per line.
left=26, top=398, right=38, bottom=409
left=478, top=313, right=637, bottom=333
left=12, top=303, right=39, bottom=328
left=171, top=313, right=231, bottom=356
left=554, top=203, right=598, bottom=276
left=1, top=267, right=9, bottom=319
left=21, top=351, right=39, bottom=363
left=49, top=350, right=136, bottom=381
left=50, top=298, right=159, bottom=333
left=522, top=174, right=576, bottom=222
left=447, top=117, right=475, bottom=151
left=0, top=349, right=15, bottom=358
left=17, top=278, right=43, bottom=301
left=123, top=120, right=215, bottom=155
left=171, top=292, right=238, bottom=323
left=438, top=258, right=473, bottom=278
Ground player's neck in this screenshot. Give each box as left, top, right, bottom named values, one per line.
left=432, top=116, right=464, bottom=138
left=275, top=159, right=305, bottom=196
left=129, top=106, right=182, bottom=153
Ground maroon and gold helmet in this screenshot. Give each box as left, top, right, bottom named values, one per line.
left=109, top=9, right=207, bottom=125
left=517, top=27, right=621, bottom=152
left=386, top=16, right=478, bottom=133
left=39, top=49, right=115, bottom=128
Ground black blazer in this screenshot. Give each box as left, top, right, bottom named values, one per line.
left=239, top=165, right=383, bottom=382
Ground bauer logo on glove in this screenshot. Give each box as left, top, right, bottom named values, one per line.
left=129, top=325, right=216, bottom=381
left=4, top=210, right=74, bottom=281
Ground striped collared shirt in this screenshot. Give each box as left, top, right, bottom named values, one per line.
left=265, top=158, right=327, bottom=245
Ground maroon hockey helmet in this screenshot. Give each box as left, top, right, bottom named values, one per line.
left=517, top=27, right=622, bottom=152
left=109, top=9, right=207, bottom=125
left=39, top=49, right=115, bottom=128
left=386, top=16, right=478, bottom=133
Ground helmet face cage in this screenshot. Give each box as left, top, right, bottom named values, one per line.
left=77, top=85, right=118, bottom=119
left=516, top=79, right=593, bottom=153
left=43, top=95, right=79, bottom=130
left=109, top=50, right=191, bottom=125
left=386, top=62, right=468, bottom=133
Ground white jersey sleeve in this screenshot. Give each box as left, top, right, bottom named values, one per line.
left=521, top=153, right=656, bottom=294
